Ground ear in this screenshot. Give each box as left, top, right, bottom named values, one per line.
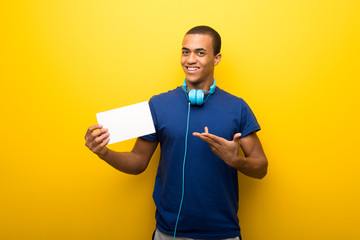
left=213, top=53, right=222, bottom=66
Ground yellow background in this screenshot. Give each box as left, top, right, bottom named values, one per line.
left=1, top=0, right=359, bottom=239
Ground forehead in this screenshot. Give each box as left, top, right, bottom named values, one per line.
left=182, top=34, right=213, bottom=52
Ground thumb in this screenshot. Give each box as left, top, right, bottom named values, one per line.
left=233, top=133, right=242, bottom=144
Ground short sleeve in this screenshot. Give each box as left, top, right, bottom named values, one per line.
left=239, top=100, right=261, bottom=138
left=140, top=99, right=159, bottom=141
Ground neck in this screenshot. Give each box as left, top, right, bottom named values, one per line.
left=183, top=78, right=216, bottom=94
left=186, top=77, right=214, bottom=92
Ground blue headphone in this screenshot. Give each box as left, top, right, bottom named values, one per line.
left=182, top=78, right=216, bottom=105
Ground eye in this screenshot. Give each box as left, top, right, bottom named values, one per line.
left=197, top=51, right=205, bottom=56
left=182, top=50, right=189, bottom=55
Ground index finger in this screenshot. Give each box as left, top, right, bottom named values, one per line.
left=85, top=124, right=103, bottom=139
left=201, top=127, right=225, bottom=144
left=202, top=132, right=224, bottom=144
left=194, top=134, right=218, bottom=146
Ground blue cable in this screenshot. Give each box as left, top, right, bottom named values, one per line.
left=173, top=101, right=191, bottom=240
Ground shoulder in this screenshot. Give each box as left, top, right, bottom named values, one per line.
left=149, top=87, right=185, bottom=108
left=214, top=87, right=247, bottom=105
left=150, top=87, right=183, bottom=101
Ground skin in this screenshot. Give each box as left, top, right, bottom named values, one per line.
left=181, top=34, right=221, bottom=91
left=85, top=33, right=268, bottom=179
left=85, top=124, right=158, bottom=175
left=193, top=127, right=267, bottom=179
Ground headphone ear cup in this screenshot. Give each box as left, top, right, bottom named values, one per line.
left=188, top=89, right=204, bottom=105
left=189, top=89, right=196, bottom=105
left=196, top=90, right=204, bottom=105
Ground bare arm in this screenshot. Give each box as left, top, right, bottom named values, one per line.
left=85, top=124, right=158, bottom=175
left=235, top=132, right=268, bottom=179
left=193, top=127, right=268, bottom=179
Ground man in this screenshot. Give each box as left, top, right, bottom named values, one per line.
left=85, top=26, right=268, bottom=240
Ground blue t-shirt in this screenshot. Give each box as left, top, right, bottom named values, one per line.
left=141, top=86, right=260, bottom=239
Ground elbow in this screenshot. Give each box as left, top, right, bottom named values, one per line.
left=128, top=165, right=147, bottom=175
left=253, top=158, right=268, bottom=179
left=127, top=153, right=149, bottom=175
left=131, top=168, right=146, bottom=175
left=257, top=160, right=268, bottom=179
left=255, top=168, right=267, bottom=179
left=118, top=163, right=147, bottom=175
left=131, top=160, right=150, bottom=175
left=237, top=156, right=268, bottom=179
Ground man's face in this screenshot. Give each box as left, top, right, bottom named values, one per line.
left=181, top=34, right=221, bottom=86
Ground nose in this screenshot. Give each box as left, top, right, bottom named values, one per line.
left=187, top=52, right=197, bottom=64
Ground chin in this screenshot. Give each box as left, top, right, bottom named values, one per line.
left=185, top=76, right=201, bottom=84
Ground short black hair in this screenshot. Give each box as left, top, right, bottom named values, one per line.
left=185, top=26, right=221, bottom=56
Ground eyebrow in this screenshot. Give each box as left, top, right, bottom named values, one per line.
left=182, top=47, right=208, bottom=52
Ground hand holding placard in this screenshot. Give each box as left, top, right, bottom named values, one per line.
left=96, top=101, right=155, bottom=145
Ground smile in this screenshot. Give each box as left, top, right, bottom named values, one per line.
left=186, top=67, right=200, bottom=72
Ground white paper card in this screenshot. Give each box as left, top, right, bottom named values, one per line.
left=96, top=101, right=155, bottom=144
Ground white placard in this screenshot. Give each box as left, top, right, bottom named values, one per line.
left=96, top=101, right=155, bottom=144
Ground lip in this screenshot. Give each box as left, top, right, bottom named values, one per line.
left=186, top=66, right=200, bottom=73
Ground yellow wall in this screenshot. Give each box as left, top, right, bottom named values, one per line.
left=1, top=0, right=359, bottom=239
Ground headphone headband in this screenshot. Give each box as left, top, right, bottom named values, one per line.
left=182, top=79, right=216, bottom=93
left=182, top=79, right=216, bottom=105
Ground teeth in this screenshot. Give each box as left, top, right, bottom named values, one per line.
left=188, top=67, right=199, bottom=70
